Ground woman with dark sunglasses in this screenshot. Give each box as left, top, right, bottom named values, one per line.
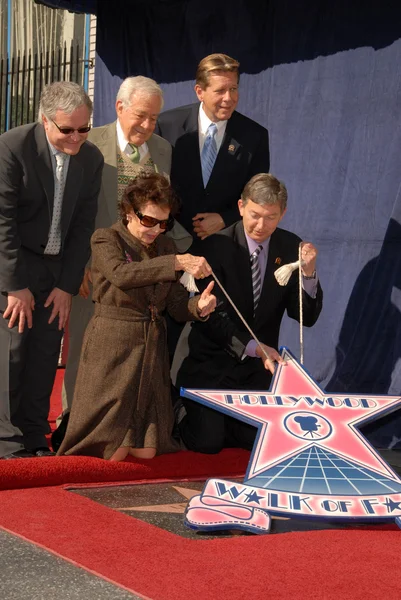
left=58, top=171, right=216, bottom=461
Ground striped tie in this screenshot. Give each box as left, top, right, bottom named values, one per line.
left=201, top=123, right=217, bottom=187
left=45, top=151, right=67, bottom=255
left=250, top=245, right=263, bottom=314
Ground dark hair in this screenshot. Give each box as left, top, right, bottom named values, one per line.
left=195, top=53, right=240, bottom=89
left=119, top=172, right=179, bottom=223
left=241, top=173, right=288, bottom=213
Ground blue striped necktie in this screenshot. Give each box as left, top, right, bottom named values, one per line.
left=201, top=123, right=217, bottom=187
left=250, top=245, right=263, bottom=314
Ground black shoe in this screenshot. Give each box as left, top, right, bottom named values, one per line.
left=173, top=398, right=187, bottom=425
left=172, top=399, right=187, bottom=443
left=31, top=448, right=56, bottom=457
left=2, top=449, right=35, bottom=459
left=51, top=411, right=70, bottom=452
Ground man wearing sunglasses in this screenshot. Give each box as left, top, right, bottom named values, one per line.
left=0, top=81, right=103, bottom=459
left=57, top=76, right=191, bottom=437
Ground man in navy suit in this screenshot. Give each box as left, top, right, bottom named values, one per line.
left=172, top=173, right=323, bottom=454
left=156, top=53, right=270, bottom=242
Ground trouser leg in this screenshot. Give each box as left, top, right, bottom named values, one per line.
left=179, top=398, right=226, bottom=453
left=12, top=300, right=63, bottom=451
left=0, top=302, right=27, bottom=457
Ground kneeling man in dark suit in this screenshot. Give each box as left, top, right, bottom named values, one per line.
left=172, top=173, right=323, bottom=453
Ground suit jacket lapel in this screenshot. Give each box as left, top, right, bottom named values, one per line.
left=61, top=155, right=83, bottom=239
left=255, top=230, right=281, bottom=319
left=147, top=134, right=169, bottom=176
left=34, top=125, right=54, bottom=220
left=185, top=104, right=199, bottom=133
left=233, top=222, right=254, bottom=318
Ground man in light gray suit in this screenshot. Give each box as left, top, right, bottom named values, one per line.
left=60, top=76, right=191, bottom=420
left=0, top=82, right=103, bottom=458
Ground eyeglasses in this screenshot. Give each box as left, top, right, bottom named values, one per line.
left=51, top=119, right=91, bottom=135
left=134, top=209, right=171, bottom=230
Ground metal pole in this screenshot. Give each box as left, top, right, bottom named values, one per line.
left=5, top=0, right=12, bottom=130
left=83, top=13, right=90, bottom=91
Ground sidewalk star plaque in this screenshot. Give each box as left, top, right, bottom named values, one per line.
left=182, top=348, right=401, bottom=534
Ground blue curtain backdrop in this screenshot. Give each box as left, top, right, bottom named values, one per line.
left=39, top=0, right=401, bottom=447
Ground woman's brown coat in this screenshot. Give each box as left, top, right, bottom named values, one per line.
left=58, top=220, right=201, bottom=459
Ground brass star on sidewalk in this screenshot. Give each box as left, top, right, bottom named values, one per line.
left=117, top=485, right=201, bottom=514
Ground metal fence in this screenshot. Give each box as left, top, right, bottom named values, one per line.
left=0, top=41, right=92, bottom=133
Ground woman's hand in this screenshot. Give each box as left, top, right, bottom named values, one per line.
left=175, top=254, right=212, bottom=279
left=197, top=281, right=216, bottom=317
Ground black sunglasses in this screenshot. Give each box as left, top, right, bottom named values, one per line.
left=51, top=119, right=91, bottom=135
left=134, top=209, right=172, bottom=230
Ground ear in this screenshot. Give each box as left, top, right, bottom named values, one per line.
left=278, top=207, right=287, bottom=223
left=115, top=99, right=124, bottom=117
left=194, top=84, right=204, bottom=103
left=238, top=198, right=245, bottom=217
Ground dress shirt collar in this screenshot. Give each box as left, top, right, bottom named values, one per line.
left=198, top=103, right=227, bottom=152
left=46, top=137, right=70, bottom=171
left=244, top=230, right=270, bottom=257
left=116, top=118, right=148, bottom=158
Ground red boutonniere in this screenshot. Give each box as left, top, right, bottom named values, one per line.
left=275, top=257, right=282, bottom=266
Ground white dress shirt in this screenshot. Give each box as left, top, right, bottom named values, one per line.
left=116, top=119, right=149, bottom=161
left=198, top=103, right=227, bottom=154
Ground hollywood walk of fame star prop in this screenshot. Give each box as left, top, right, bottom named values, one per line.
left=182, top=348, right=401, bottom=534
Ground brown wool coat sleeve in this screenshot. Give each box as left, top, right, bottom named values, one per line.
left=91, top=228, right=177, bottom=290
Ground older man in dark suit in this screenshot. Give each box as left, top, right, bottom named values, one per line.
left=172, top=173, right=323, bottom=454
left=156, top=53, right=270, bottom=242
left=0, top=81, right=103, bottom=458
left=60, top=76, right=192, bottom=417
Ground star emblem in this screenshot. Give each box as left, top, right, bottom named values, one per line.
left=182, top=348, right=401, bottom=527
left=183, top=348, right=401, bottom=483
left=244, top=490, right=263, bottom=504
left=118, top=486, right=200, bottom=514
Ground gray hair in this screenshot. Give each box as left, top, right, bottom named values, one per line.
left=241, top=173, right=288, bottom=213
left=116, top=76, right=164, bottom=109
left=38, top=81, right=93, bottom=121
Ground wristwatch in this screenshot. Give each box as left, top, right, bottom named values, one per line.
left=303, top=270, right=316, bottom=280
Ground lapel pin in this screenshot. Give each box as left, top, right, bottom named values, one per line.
left=275, top=257, right=282, bottom=265
left=228, top=144, right=236, bottom=154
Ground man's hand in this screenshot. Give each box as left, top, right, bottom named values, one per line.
left=44, top=288, right=72, bottom=330
left=255, top=343, right=287, bottom=374
left=3, top=289, right=35, bottom=333
left=197, top=281, right=216, bottom=317
left=79, top=268, right=92, bottom=299
left=192, top=212, right=225, bottom=240
left=300, top=242, right=318, bottom=277
left=175, top=254, right=212, bottom=279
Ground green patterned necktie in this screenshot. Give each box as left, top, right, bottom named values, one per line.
left=129, top=144, right=140, bottom=163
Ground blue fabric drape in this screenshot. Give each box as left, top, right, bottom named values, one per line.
left=35, top=0, right=97, bottom=12
left=40, top=0, right=401, bottom=447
